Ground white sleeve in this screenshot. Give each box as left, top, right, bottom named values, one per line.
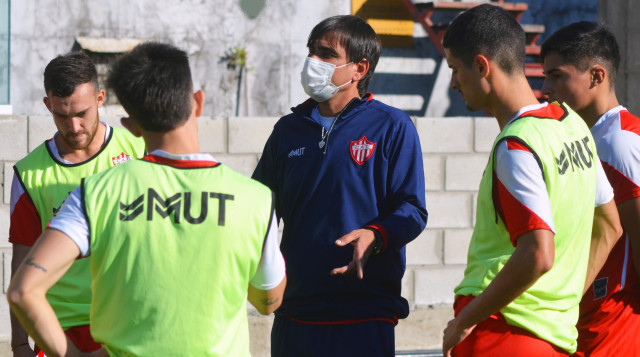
left=249, top=211, right=286, bottom=290
left=10, top=172, right=24, bottom=214
left=48, top=186, right=91, bottom=257
left=495, top=140, right=556, bottom=233
left=595, top=158, right=615, bottom=206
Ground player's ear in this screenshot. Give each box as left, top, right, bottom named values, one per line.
left=590, top=65, right=606, bottom=88
left=43, top=96, right=52, bottom=112
left=96, top=89, right=106, bottom=108
left=474, top=54, right=490, bottom=78
left=353, top=58, right=369, bottom=82
left=193, top=90, right=205, bottom=118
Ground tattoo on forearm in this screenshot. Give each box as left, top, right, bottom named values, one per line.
left=25, top=258, right=47, bottom=273
left=262, top=297, right=280, bottom=306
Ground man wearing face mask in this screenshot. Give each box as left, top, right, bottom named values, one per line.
left=253, top=15, right=428, bottom=356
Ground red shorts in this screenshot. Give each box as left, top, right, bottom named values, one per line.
left=452, top=296, right=569, bottom=357
left=34, top=324, right=101, bottom=353
left=575, top=288, right=640, bottom=357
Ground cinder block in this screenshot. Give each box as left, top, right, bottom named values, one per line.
left=0, top=204, right=9, bottom=249
left=228, top=117, right=278, bottom=154
left=396, top=304, right=454, bottom=351
left=406, top=229, right=442, bottom=266
left=3, top=251, right=11, bottom=294
left=445, top=154, right=489, bottom=191
left=414, top=266, right=465, bottom=305
left=444, top=229, right=473, bottom=265
left=248, top=310, right=274, bottom=357
left=472, top=193, right=479, bottom=227
left=2, top=162, right=16, bottom=205
left=415, top=117, right=473, bottom=153
left=474, top=117, right=500, bottom=152
left=198, top=116, right=226, bottom=154
left=0, top=341, right=12, bottom=355
left=423, top=155, right=443, bottom=191
left=401, top=269, right=414, bottom=307
left=425, top=192, right=472, bottom=228
left=0, top=291, right=10, bottom=338
left=215, top=154, right=259, bottom=178
left=27, top=115, right=56, bottom=152
left=3, top=162, right=15, bottom=205
left=0, top=116, right=28, bottom=160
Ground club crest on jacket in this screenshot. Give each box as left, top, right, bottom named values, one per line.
left=350, top=136, right=375, bottom=165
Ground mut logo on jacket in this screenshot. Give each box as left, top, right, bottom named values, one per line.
left=288, top=147, right=306, bottom=158
left=555, top=136, right=593, bottom=175
left=119, top=188, right=234, bottom=225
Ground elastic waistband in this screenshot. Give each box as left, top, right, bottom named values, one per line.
left=285, top=316, right=398, bottom=326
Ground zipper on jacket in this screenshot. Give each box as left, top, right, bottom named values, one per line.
left=320, top=97, right=359, bottom=155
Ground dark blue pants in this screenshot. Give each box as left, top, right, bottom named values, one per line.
left=271, top=316, right=395, bottom=357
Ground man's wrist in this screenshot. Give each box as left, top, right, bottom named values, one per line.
left=364, top=227, right=384, bottom=255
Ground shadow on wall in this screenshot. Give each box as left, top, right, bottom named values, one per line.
left=359, top=0, right=598, bottom=118
left=240, top=0, right=266, bottom=19
left=519, top=0, right=598, bottom=43
left=367, top=37, right=486, bottom=118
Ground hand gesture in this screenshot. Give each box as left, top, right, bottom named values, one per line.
left=330, top=228, right=376, bottom=279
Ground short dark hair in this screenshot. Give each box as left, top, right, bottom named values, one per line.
left=44, top=51, right=99, bottom=97
left=307, top=15, right=382, bottom=97
left=107, top=42, right=194, bottom=132
left=541, top=21, right=620, bottom=85
left=443, top=4, right=525, bottom=75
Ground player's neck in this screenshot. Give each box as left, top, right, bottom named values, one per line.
left=489, top=75, right=539, bottom=130
left=578, top=91, right=620, bottom=128
left=142, top=116, right=201, bottom=155
left=55, top=122, right=106, bottom=163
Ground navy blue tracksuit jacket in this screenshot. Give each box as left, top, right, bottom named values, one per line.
left=253, top=94, right=428, bottom=323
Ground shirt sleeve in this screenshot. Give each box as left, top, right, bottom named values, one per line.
left=595, top=158, right=615, bottom=206
left=366, top=114, right=428, bottom=251
left=48, top=186, right=91, bottom=257
left=252, top=133, right=281, bottom=221
left=598, top=127, right=640, bottom=205
left=8, top=172, right=42, bottom=246
left=249, top=211, right=286, bottom=290
left=494, top=139, right=555, bottom=246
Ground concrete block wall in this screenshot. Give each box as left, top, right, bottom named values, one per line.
left=0, top=112, right=501, bottom=356
left=393, top=116, right=499, bottom=352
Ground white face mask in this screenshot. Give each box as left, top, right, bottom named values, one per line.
left=300, top=57, right=352, bottom=102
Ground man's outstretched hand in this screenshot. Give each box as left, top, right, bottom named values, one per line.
left=330, top=229, right=376, bottom=279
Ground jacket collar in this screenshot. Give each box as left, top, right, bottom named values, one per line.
left=291, top=93, right=374, bottom=120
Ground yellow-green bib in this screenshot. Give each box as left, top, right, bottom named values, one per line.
left=14, top=127, right=145, bottom=329
left=82, top=158, right=272, bottom=356
left=455, top=103, right=598, bottom=353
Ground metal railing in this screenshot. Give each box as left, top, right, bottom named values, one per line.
left=396, top=350, right=443, bottom=357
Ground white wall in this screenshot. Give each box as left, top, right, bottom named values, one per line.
left=10, top=0, right=349, bottom=118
